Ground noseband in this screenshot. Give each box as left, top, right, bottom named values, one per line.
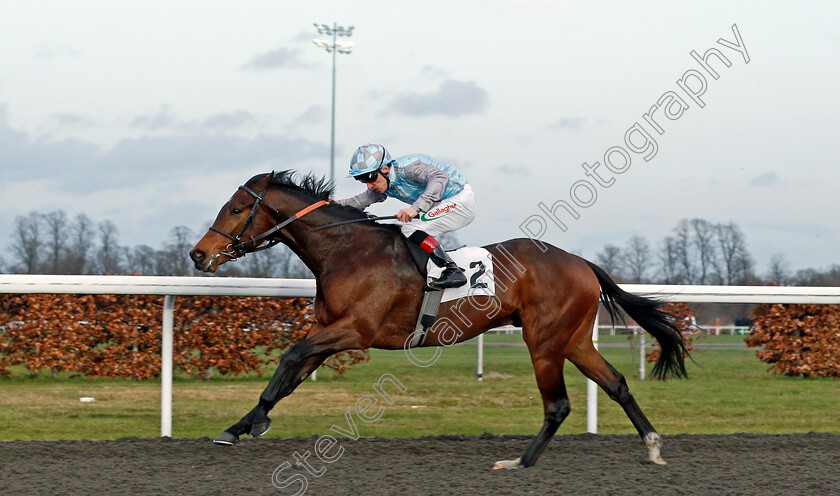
left=207, top=182, right=330, bottom=263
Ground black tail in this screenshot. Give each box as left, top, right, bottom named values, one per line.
left=586, top=261, right=688, bottom=380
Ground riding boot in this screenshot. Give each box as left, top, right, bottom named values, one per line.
left=428, top=245, right=467, bottom=289
left=407, top=230, right=467, bottom=290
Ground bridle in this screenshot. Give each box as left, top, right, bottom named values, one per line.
left=206, top=175, right=330, bottom=264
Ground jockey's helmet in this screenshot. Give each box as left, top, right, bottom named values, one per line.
left=348, top=143, right=392, bottom=177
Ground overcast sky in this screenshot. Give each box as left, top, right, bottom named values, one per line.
left=1, top=1, right=838, bottom=273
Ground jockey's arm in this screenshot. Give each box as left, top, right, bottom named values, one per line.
left=336, top=189, right=386, bottom=211
left=403, top=162, right=450, bottom=213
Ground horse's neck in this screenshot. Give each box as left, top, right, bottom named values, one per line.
left=276, top=221, right=326, bottom=275
left=263, top=189, right=410, bottom=276
left=283, top=211, right=405, bottom=278
left=273, top=206, right=375, bottom=274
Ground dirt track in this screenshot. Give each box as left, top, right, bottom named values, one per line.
left=1, top=433, right=838, bottom=495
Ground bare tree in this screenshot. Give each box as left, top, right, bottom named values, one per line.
left=623, top=235, right=652, bottom=283
left=794, top=268, right=822, bottom=286
left=672, top=219, right=696, bottom=284
left=156, top=226, right=194, bottom=276
left=240, top=250, right=279, bottom=278
left=732, top=253, right=756, bottom=284
left=790, top=265, right=839, bottom=287
left=595, top=244, right=625, bottom=280
left=766, top=253, right=790, bottom=284
left=43, top=210, right=69, bottom=274
left=716, top=222, right=754, bottom=285
left=126, top=244, right=157, bottom=275
left=95, top=220, right=122, bottom=274
left=272, top=245, right=299, bottom=277
left=657, top=236, right=682, bottom=284
left=824, top=265, right=840, bottom=286
left=594, top=218, right=758, bottom=285
left=67, top=213, right=95, bottom=274
left=691, top=218, right=720, bottom=284
left=11, top=212, right=43, bottom=273
left=286, top=257, right=314, bottom=278
left=670, top=218, right=723, bottom=284
left=217, top=244, right=313, bottom=278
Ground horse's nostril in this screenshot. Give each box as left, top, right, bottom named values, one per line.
left=190, top=250, right=206, bottom=263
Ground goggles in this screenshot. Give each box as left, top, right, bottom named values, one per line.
left=354, top=170, right=381, bottom=183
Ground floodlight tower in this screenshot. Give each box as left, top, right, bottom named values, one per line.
left=313, top=22, right=354, bottom=184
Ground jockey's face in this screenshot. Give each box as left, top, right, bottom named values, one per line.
left=366, top=166, right=390, bottom=194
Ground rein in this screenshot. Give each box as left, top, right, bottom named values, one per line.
left=207, top=180, right=330, bottom=262
left=311, top=215, right=399, bottom=232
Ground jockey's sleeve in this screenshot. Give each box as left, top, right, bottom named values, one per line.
left=336, top=189, right=386, bottom=211
left=403, top=162, right=450, bottom=213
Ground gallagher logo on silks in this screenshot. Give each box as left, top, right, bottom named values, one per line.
left=421, top=203, right=457, bottom=221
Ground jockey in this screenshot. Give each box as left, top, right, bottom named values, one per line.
left=336, top=143, right=476, bottom=290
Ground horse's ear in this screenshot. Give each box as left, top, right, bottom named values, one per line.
left=268, top=170, right=276, bottom=182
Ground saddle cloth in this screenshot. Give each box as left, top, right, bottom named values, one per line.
left=426, top=246, right=496, bottom=302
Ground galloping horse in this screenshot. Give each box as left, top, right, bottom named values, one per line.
left=189, top=171, right=687, bottom=468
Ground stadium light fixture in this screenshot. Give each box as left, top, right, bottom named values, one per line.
left=312, top=22, right=355, bottom=184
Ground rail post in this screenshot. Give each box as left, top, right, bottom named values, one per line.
left=586, top=308, right=599, bottom=433
left=477, top=333, right=484, bottom=381
left=161, top=295, right=175, bottom=437
left=639, top=329, right=646, bottom=381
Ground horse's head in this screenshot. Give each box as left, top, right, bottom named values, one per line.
left=190, top=170, right=339, bottom=272
left=190, top=172, right=282, bottom=272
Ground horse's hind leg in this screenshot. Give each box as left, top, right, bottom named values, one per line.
left=567, top=341, right=667, bottom=465
left=494, top=357, right=571, bottom=470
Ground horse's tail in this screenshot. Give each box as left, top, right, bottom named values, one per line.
left=586, top=261, right=688, bottom=380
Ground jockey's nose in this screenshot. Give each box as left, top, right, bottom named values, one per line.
left=367, top=182, right=376, bottom=190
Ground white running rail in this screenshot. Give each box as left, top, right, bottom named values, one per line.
left=479, top=284, right=840, bottom=433
left=1, top=275, right=838, bottom=436
left=0, top=275, right=316, bottom=437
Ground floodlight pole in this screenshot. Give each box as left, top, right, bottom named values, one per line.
left=330, top=23, right=337, bottom=185
left=313, top=22, right=354, bottom=185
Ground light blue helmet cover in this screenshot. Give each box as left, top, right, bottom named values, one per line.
left=348, top=143, right=392, bottom=177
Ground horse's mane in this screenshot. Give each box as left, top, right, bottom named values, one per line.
left=245, top=170, right=334, bottom=201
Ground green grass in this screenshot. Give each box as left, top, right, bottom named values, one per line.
left=1, top=337, right=838, bottom=442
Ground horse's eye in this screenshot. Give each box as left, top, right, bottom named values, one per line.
left=231, top=208, right=243, bottom=215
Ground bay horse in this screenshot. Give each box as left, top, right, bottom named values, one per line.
left=189, top=170, right=687, bottom=468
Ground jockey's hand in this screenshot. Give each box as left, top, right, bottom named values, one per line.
left=397, top=207, right=418, bottom=222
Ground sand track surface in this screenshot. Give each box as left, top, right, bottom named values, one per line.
left=1, top=433, right=838, bottom=495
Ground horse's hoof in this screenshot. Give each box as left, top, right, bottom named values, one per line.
left=644, top=432, right=666, bottom=465
left=492, top=457, right=524, bottom=470
left=213, top=431, right=239, bottom=446
left=250, top=417, right=272, bottom=438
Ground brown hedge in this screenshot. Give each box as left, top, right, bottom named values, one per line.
left=746, top=302, right=840, bottom=377
left=0, top=294, right=367, bottom=379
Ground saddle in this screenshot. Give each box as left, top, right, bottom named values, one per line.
left=403, top=237, right=431, bottom=280
left=402, top=237, right=438, bottom=348
left=401, top=238, right=496, bottom=348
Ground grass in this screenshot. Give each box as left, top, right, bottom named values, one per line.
left=1, top=335, right=838, bottom=441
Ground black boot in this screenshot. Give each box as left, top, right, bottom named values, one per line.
left=428, top=245, right=467, bottom=289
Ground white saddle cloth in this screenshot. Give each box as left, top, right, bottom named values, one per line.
left=426, top=246, right=496, bottom=303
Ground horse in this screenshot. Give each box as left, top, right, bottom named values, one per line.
left=189, top=170, right=688, bottom=468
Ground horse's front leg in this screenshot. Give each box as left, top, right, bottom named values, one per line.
left=214, top=321, right=365, bottom=445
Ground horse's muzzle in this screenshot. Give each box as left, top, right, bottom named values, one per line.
left=189, top=249, right=214, bottom=272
